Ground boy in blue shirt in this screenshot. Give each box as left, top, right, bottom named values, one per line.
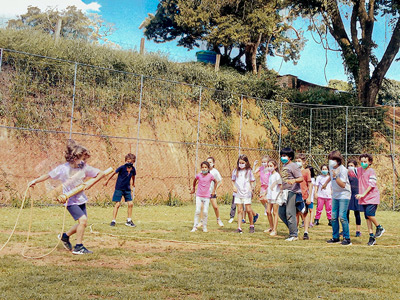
left=104, top=153, right=136, bottom=227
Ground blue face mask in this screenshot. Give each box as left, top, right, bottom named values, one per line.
left=201, top=170, right=208, bottom=175
left=361, top=162, right=369, bottom=169
left=321, top=170, right=328, bottom=175
left=281, top=157, right=289, bottom=164
left=125, top=162, right=134, bottom=168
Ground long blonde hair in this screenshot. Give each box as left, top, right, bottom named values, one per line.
left=65, top=139, right=90, bottom=163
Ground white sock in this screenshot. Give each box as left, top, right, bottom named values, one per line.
left=112, top=219, right=116, bottom=223
left=127, top=218, right=132, bottom=222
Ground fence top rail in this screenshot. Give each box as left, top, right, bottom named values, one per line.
left=1, top=48, right=397, bottom=110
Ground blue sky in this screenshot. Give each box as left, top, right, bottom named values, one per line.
left=1, top=0, right=399, bottom=86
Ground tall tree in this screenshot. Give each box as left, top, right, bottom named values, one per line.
left=291, top=0, right=400, bottom=107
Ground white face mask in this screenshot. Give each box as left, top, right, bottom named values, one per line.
left=261, top=162, right=268, bottom=167
left=329, top=160, right=337, bottom=168
left=208, top=162, right=214, bottom=168
left=267, top=167, right=274, bottom=172
left=239, top=163, right=246, bottom=169
left=296, top=161, right=302, bottom=167
left=348, top=166, right=355, bottom=172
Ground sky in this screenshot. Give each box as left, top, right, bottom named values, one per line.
left=0, top=0, right=399, bottom=86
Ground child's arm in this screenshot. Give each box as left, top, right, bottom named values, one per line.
left=103, top=172, right=117, bottom=186
left=306, top=181, right=312, bottom=204
left=232, top=181, right=237, bottom=193
left=211, top=178, right=217, bottom=195
left=131, top=175, right=135, bottom=188
left=356, top=186, right=372, bottom=200
left=321, top=176, right=331, bottom=190
left=191, top=178, right=198, bottom=194
left=252, top=160, right=259, bottom=174
left=83, top=172, right=106, bottom=191
left=29, top=174, right=51, bottom=187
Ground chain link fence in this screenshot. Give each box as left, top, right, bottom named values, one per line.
left=0, top=48, right=398, bottom=209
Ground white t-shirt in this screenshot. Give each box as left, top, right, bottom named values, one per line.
left=48, top=163, right=100, bottom=206
left=315, top=175, right=332, bottom=199
left=267, top=172, right=282, bottom=200
left=310, top=178, right=316, bottom=203
left=231, top=169, right=255, bottom=198
left=329, top=165, right=351, bottom=199
left=209, top=168, right=222, bottom=194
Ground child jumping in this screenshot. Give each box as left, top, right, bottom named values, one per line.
left=191, top=161, right=217, bottom=232
left=355, top=153, right=385, bottom=246
left=232, top=154, right=256, bottom=233
left=29, top=140, right=102, bottom=255
left=104, top=153, right=136, bottom=228
left=265, top=159, right=282, bottom=236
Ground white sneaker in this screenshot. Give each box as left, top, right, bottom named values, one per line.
left=270, top=231, right=277, bottom=236
left=217, top=219, right=224, bottom=227
left=228, top=218, right=234, bottom=223
left=203, top=227, right=208, bottom=232
left=197, top=221, right=203, bottom=228
left=285, top=236, right=298, bottom=241
left=191, top=227, right=197, bottom=232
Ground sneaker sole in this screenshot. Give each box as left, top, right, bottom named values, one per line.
left=125, top=224, right=136, bottom=228
left=376, top=228, right=385, bottom=238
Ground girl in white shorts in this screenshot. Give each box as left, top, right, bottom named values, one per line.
left=266, top=159, right=282, bottom=236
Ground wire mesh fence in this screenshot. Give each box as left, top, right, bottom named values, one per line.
left=0, top=48, right=399, bottom=209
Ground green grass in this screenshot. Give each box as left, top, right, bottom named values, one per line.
left=0, top=204, right=399, bottom=299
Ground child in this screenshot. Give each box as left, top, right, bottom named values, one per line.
left=306, top=165, right=316, bottom=227
left=265, top=159, right=282, bottom=236
left=232, top=154, right=256, bottom=233
left=347, top=160, right=362, bottom=237
left=198, top=157, right=224, bottom=227
left=355, top=153, right=385, bottom=246
left=278, top=147, right=303, bottom=241
left=295, top=154, right=312, bottom=240
left=253, top=155, right=270, bottom=215
left=29, top=140, right=102, bottom=255
left=104, top=153, right=136, bottom=227
left=314, top=165, right=332, bottom=226
left=191, top=161, right=217, bottom=232
left=326, top=150, right=352, bottom=246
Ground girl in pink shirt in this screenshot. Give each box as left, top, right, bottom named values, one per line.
left=355, top=153, right=385, bottom=246
left=190, top=161, right=217, bottom=233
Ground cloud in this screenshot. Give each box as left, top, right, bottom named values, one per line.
left=0, top=0, right=101, bottom=19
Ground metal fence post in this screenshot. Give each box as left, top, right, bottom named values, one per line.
left=238, top=95, right=244, bottom=156
left=309, top=108, right=312, bottom=156
left=194, top=87, right=202, bottom=180
left=135, top=75, right=144, bottom=165
left=69, top=62, right=78, bottom=139
left=393, top=103, right=396, bottom=210
left=0, top=48, right=3, bottom=73
left=278, top=102, right=283, bottom=155
left=345, top=106, right=348, bottom=166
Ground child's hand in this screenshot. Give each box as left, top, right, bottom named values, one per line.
left=355, top=194, right=363, bottom=200
left=57, top=194, right=67, bottom=204
left=190, top=188, right=195, bottom=194
left=233, top=187, right=237, bottom=193
left=321, top=183, right=327, bottom=190
left=28, top=180, right=37, bottom=188
left=331, top=169, right=338, bottom=177
left=253, top=160, right=258, bottom=166
left=306, top=198, right=311, bottom=205
left=286, top=179, right=295, bottom=185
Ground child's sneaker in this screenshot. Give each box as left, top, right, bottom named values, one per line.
left=285, top=236, right=298, bottom=241
left=242, top=219, right=246, bottom=224
left=309, top=222, right=314, bottom=228
left=314, top=219, right=320, bottom=225
left=328, top=219, right=332, bottom=226
left=190, top=227, right=197, bottom=232
left=341, top=238, right=352, bottom=246
left=270, top=231, right=277, bottom=236
left=110, top=221, right=116, bottom=227
left=236, top=228, right=243, bottom=233
left=253, top=213, right=259, bottom=224
left=217, top=219, right=224, bottom=227
left=228, top=218, right=234, bottom=223
left=367, top=236, right=376, bottom=246
left=58, top=233, right=72, bottom=251
left=249, top=226, right=255, bottom=233
left=303, top=232, right=309, bottom=240
left=375, top=226, right=385, bottom=238
left=72, top=245, right=93, bottom=255
left=125, top=220, right=136, bottom=227
left=203, top=227, right=208, bottom=233
left=326, top=238, right=340, bottom=244
left=355, top=231, right=361, bottom=237
left=197, top=221, right=203, bottom=228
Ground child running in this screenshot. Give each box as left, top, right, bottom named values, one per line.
left=29, top=140, right=102, bottom=255
left=355, top=153, right=385, bottom=246
left=265, top=159, right=282, bottom=236
left=253, top=155, right=270, bottom=216
left=314, top=165, right=332, bottom=226
left=104, top=153, right=136, bottom=227
left=232, top=154, right=256, bottom=233
left=191, top=161, right=217, bottom=232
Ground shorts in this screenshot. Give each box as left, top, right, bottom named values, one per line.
left=306, top=201, right=314, bottom=210
left=234, top=197, right=252, bottom=205
left=210, top=194, right=217, bottom=199
left=267, top=198, right=278, bottom=204
left=112, top=189, right=133, bottom=202
left=67, top=204, right=87, bottom=221
left=362, top=204, right=378, bottom=219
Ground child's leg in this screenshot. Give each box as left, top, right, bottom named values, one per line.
left=112, top=202, right=121, bottom=220
left=325, top=198, right=332, bottom=221
left=202, top=198, right=210, bottom=227
left=310, top=207, right=315, bottom=224
left=75, top=214, right=88, bottom=244
left=237, top=204, right=243, bottom=229
left=230, top=196, right=236, bottom=219
left=272, top=204, right=279, bottom=233
left=210, top=197, right=220, bottom=219
left=366, top=218, right=373, bottom=235
left=315, top=197, right=324, bottom=220
left=246, top=204, right=254, bottom=226
left=127, top=201, right=133, bottom=219
left=354, top=210, right=361, bottom=232
left=193, top=197, right=202, bottom=227
left=266, top=202, right=273, bottom=229
left=367, top=216, right=379, bottom=227
left=303, top=206, right=310, bottom=233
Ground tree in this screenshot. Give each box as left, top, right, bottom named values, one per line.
left=377, top=79, right=400, bottom=105
left=7, top=6, right=114, bottom=42
left=328, top=79, right=353, bottom=92
left=142, top=0, right=304, bottom=73
left=291, top=0, right=400, bottom=107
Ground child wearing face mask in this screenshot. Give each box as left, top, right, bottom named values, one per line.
left=265, top=159, right=282, bottom=235
left=355, top=153, right=384, bottom=246
left=29, top=140, right=101, bottom=255
left=104, top=153, right=137, bottom=228
left=191, top=161, right=217, bottom=233
left=314, top=165, right=332, bottom=226
left=253, top=155, right=270, bottom=216
left=232, top=155, right=256, bottom=233
left=347, top=160, right=362, bottom=237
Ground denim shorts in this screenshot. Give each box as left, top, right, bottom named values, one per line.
left=67, top=204, right=87, bottom=221
left=112, top=189, right=133, bottom=202
left=305, top=201, right=314, bottom=210
left=362, top=204, right=377, bottom=219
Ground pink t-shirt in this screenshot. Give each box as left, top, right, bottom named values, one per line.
left=195, top=173, right=215, bottom=198
left=356, top=167, right=380, bottom=205
left=259, top=166, right=270, bottom=189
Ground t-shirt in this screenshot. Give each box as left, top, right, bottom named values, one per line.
left=300, top=168, right=311, bottom=200
left=231, top=169, right=256, bottom=198
left=267, top=172, right=282, bottom=200
left=115, top=164, right=136, bottom=191
left=281, top=162, right=302, bottom=193
left=259, top=166, right=270, bottom=188
left=329, top=165, right=351, bottom=199
left=48, top=163, right=100, bottom=206
left=196, top=172, right=215, bottom=198
left=310, top=178, right=316, bottom=203
left=356, top=167, right=380, bottom=205
left=209, top=168, right=222, bottom=194
left=315, top=175, right=332, bottom=199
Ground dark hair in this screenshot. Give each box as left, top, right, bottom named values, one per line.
left=296, top=153, right=307, bottom=161
left=236, top=154, right=251, bottom=176
left=201, top=161, right=210, bottom=169
left=347, top=159, right=358, bottom=167
left=306, top=165, right=315, bottom=178
left=65, top=139, right=90, bottom=163
left=125, top=153, right=136, bottom=161
left=207, top=156, right=215, bottom=163
left=320, top=164, right=329, bottom=170
left=328, top=150, right=343, bottom=166
left=280, top=147, right=295, bottom=161
left=268, top=159, right=279, bottom=173
left=360, top=153, right=373, bottom=163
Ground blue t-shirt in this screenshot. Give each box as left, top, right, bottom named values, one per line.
left=115, top=165, right=136, bottom=191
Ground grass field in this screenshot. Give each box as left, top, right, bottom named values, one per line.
left=0, top=204, right=399, bottom=299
